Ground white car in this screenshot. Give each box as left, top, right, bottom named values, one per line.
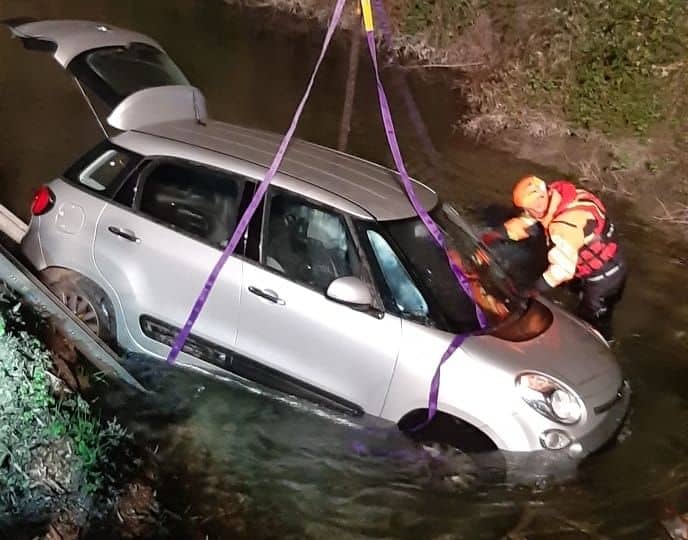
left=7, top=18, right=629, bottom=468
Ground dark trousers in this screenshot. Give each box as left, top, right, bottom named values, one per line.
left=571, top=258, right=627, bottom=340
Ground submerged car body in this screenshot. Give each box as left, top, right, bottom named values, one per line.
left=6, top=18, right=629, bottom=461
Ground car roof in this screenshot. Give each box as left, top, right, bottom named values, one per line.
left=119, top=119, right=438, bottom=221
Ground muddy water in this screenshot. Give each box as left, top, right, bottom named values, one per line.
left=1, top=1, right=688, bottom=538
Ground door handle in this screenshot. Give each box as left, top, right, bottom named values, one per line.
left=248, top=286, right=285, bottom=305
left=108, top=226, right=140, bottom=243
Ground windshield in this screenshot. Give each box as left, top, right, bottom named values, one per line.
left=375, top=204, right=527, bottom=333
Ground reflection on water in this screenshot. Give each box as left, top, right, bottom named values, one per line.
left=115, top=355, right=521, bottom=539
left=2, top=0, right=688, bottom=538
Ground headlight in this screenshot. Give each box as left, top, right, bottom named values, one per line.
left=515, top=372, right=583, bottom=424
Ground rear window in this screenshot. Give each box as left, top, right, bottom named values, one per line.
left=69, top=43, right=189, bottom=108
left=63, top=141, right=141, bottom=197
left=87, top=44, right=189, bottom=101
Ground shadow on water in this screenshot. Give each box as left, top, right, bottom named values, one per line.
left=1, top=0, right=688, bottom=538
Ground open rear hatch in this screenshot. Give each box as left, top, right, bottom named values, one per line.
left=3, top=18, right=207, bottom=131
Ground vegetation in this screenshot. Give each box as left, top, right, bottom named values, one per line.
left=228, top=0, right=688, bottom=137
left=396, top=0, right=478, bottom=46
left=389, top=0, right=688, bottom=136
left=517, top=0, right=685, bottom=134
left=0, top=284, right=127, bottom=523
left=222, top=0, right=688, bottom=230
left=370, top=0, right=688, bottom=231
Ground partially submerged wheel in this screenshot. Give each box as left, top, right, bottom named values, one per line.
left=419, top=441, right=484, bottom=490
left=400, top=410, right=506, bottom=485
left=41, top=271, right=115, bottom=343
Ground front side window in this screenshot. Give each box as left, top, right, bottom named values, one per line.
left=366, top=230, right=428, bottom=319
left=138, top=161, right=245, bottom=249
left=381, top=216, right=480, bottom=332
left=261, top=190, right=360, bottom=292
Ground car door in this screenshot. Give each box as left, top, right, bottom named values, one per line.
left=3, top=18, right=206, bottom=131
left=93, top=158, right=250, bottom=367
left=234, top=187, right=402, bottom=416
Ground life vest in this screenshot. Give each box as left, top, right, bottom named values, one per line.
left=548, top=181, right=618, bottom=278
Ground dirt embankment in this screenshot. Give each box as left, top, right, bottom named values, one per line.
left=226, top=0, right=688, bottom=239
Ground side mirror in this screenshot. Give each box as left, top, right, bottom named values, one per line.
left=326, top=276, right=372, bottom=308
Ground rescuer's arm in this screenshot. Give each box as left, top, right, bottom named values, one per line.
left=479, top=215, right=539, bottom=246
left=533, top=211, right=587, bottom=292
left=503, top=215, right=539, bottom=241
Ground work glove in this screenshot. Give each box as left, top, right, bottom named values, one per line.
left=504, top=216, right=538, bottom=241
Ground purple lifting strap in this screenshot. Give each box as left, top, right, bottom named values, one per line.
left=168, top=0, right=486, bottom=432
left=166, top=0, right=347, bottom=365
left=362, top=26, right=486, bottom=429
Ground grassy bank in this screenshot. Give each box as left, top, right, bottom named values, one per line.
left=0, top=283, right=127, bottom=535
left=449, top=0, right=688, bottom=232
left=226, top=0, right=688, bottom=234
left=390, top=0, right=688, bottom=134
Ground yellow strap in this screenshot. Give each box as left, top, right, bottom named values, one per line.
left=360, top=0, right=374, bottom=31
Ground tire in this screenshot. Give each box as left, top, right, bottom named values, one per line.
left=400, top=410, right=507, bottom=485
left=41, top=271, right=116, bottom=344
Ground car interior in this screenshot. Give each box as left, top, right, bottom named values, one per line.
left=263, top=192, right=360, bottom=291
left=138, top=161, right=242, bottom=248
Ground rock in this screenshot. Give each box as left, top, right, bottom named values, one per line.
left=26, top=438, right=82, bottom=497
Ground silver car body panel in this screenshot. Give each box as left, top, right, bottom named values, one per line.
left=384, top=305, right=624, bottom=453
left=92, top=201, right=244, bottom=359
left=30, top=180, right=105, bottom=283
left=107, top=86, right=208, bottom=131
left=5, top=19, right=163, bottom=66
left=21, top=216, right=47, bottom=269
left=234, top=260, right=402, bottom=415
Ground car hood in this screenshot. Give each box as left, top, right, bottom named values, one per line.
left=464, top=300, right=621, bottom=401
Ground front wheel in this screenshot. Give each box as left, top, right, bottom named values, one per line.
left=400, top=410, right=506, bottom=485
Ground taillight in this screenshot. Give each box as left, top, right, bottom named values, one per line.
left=31, top=186, right=55, bottom=216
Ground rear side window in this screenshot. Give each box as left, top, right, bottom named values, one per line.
left=138, top=160, right=247, bottom=249
left=78, top=149, right=131, bottom=192
left=63, top=141, right=140, bottom=197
